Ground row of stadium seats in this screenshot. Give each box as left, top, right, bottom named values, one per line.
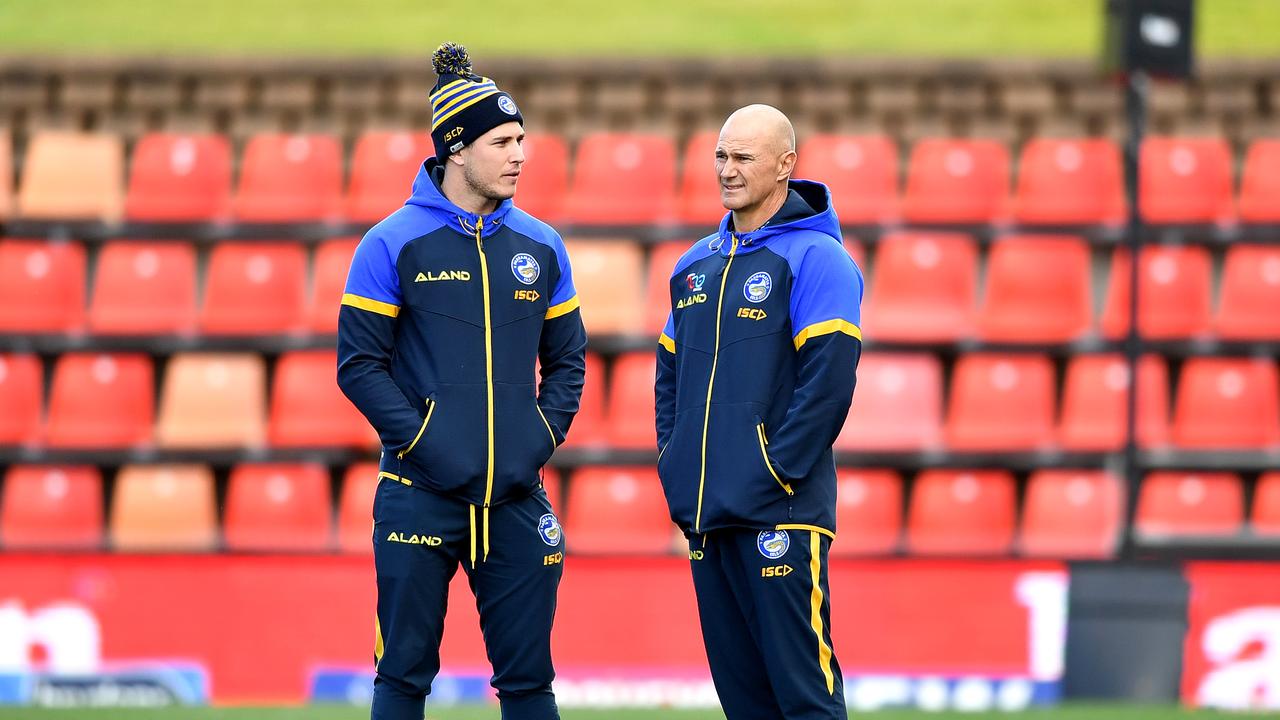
left=5, top=235, right=1280, bottom=341
left=1, top=463, right=1276, bottom=557
left=3, top=349, right=1278, bottom=452
left=3, top=130, right=1279, bottom=225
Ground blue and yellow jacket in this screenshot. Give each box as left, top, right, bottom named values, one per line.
left=655, top=180, right=863, bottom=538
left=337, top=158, right=587, bottom=510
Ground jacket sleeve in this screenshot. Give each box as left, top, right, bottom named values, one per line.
left=336, top=232, right=424, bottom=452
left=765, top=240, right=864, bottom=481
left=655, top=312, right=677, bottom=452
left=536, top=235, right=587, bottom=444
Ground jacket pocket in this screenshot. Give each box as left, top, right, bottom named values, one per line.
left=491, top=384, right=557, bottom=500
left=398, top=397, right=437, bottom=460
left=657, top=406, right=700, bottom=529
left=401, top=385, right=488, bottom=495
left=536, top=405, right=561, bottom=448
left=699, top=403, right=792, bottom=528
left=755, top=420, right=794, bottom=497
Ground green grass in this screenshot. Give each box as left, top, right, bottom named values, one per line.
left=0, top=0, right=1276, bottom=57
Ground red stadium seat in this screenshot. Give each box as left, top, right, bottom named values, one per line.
left=564, top=467, right=673, bottom=554
left=1139, top=137, right=1235, bottom=224
left=514, top=132, right=570, bottom=222
left=678, top=131, right=727, bottom=225
left=45, top=353, right=153, bottom=449
left=907, top=470, right=1016, bottom=555
left=1215, top=245, right=1280, bottom=340
left=605, top=352, right=657, bottom=449
left=0, top=466, right=103, bottom=549
left=1239, top=139, right=1280, bottom=222
left=1252, top=472, right=1280, bottom=536
left=1136, top=472, right=1243, bottom=538
left=644, top=241, right=691, bottom=334
left=1058, top=354, right=1170, bottom=450
left=861, top=232, right=977, bottom=343
left=224, top=463, right=332, bottom=552
left=0, top=354, right=42, bottom=446
left=564, top=133, right=677, bottom=224
left=945, top=353, right=1056, bottom=451
left=902, top=139, right=1009, bottom=224
left=269, top=349, right=374, bottom=448
left=1101, top=246, right=1213, bottom=340
left=199, top=241, right=307, bottom=334
left=234, top=133, right=343, bottom=222
left=978, top=235, right=1092, bottom=343
left=831, top=469, right=902, bottom=556
left=110, top=464, right=217, bottom=551
left=836, top=352, right=943, bottom=451
left=794, top=134, right=899, bottom=224
left=125, top=133, right=232, bottom=221
left=0, top=239, right=86, bottom=332
left=1020, top=470, right=1123, bottom=558
left=337, top=462, right=379, bottom=554
left=1013, top=138, right=1125, bottom=225
left=1173, top=357, right=1280, bottom=449
left=561, top=352, right=607, bottom=448
left=89, top=240, right=197, bottom=334
left=307, top=237, right=359, bottom=333
left=345, top=131, right=432, bottom=222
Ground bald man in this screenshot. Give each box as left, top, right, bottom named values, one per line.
left=655, top=105, right=863, bottom=720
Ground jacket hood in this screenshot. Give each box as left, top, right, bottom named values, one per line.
left=406, top=156, right=514, bottom=235
left=713, top=179, right=841, bottom=251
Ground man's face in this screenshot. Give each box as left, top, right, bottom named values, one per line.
left=457, top=121, right=525, bottom=202
left=714, top=125, right=785, bottom=212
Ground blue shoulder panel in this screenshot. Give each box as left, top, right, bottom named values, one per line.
left=777, top=232, right=864, bottom=349
left=342, top=205, right=444, bottom=317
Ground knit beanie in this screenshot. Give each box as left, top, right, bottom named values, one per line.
left=429, top=42, right=524, bottom=159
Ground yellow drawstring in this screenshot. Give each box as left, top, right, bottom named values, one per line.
left=469, top=504, right=477, bottom=569
left=483, top=506, right=491, bottom=561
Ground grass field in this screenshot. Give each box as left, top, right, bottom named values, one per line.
left=0, top=0, right=1277, bottom=57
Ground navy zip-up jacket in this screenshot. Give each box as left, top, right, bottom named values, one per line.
left=337, top=158, right=587, bottom=507
left=655, top=180, right=863, bottom=537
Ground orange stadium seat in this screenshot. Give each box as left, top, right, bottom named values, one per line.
left=902, top=138, right=1009, bottom=224
left=45, top=353, right=153, bottom=449
left=1239, top=139, right=1280, bottom=222
left=1252, top=472, right=1280, bottom=536
left=1101, top=246, right=1213, bottom=340
left=907, top=470, right=1016, bottom=555
left=0, top=239, right=86, bottom=332
left=234, top=133, right=343, bottom=222
left=1139, top=137, right=1235, bottom=224
left=561, top=352, right=607, bottom=448
left=513, top=132, right=570, bottom=222
left=794, top=134, right=899, bottom=224
left=17, top=131, right=123, bottom=221
left=0, top=466, right=103, bottom=549
left=199, top=241, right=307, bottom=334
left=861, top=232, right=977, bottom=343
left=1013, top=138, right=1125, bottom=225
left=1136, top=472, right=1243, bottom=538
left=945, top=353, right=1056, bottom=451
left=1020, top=470, right=1123, bottom=558
left=1215, top=245, right=1280, bottom=340
left=308, top=237, right=359, bottom=333
left=89, top=240, right=198, bottom=334
left=978, top=235, right=1092, bottom=343
left=156, top=353, right=267, bottom=448
left=110, top=464, right=217, bottom=551
left=1173, top=357, right=1280, bottom=449
left=1058, top=354, right=1170, bottom=450
left=0, top=354, right=42, bottom=446
left=564, top=133, right=677, bottom=224
left=224, top=463, right=332, bottom=552
left=337, top=462, right=379, bottom=554
left=269, top=349, right=374, bottom=448
left=0, top=130, right=11, bottom=219
left=345, top=131, right=432, bottom=222
left=564, top=467, right=673, bottom=554
left=605, top=351, right=657, bottom=449
left=125, top=133, right=232, bottom=221
left=644, top=241, right=691, bottom=334
left=678, top=131, right=727, bottom=225
left=831, top=469, right=902, bottom=557
left=836, top=352, right=943, bottom=451
left=564, top=239, right=645, bottom=335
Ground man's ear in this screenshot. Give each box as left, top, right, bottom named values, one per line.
left=448, top=149, right=466, bottom=167
left=777, top=150, right=797, bottom=181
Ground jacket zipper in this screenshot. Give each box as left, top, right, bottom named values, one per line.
left=694, top=234, right=738, bottom=533
left=474, top=218, right=496, bottom=508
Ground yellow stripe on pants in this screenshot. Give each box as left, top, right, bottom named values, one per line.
left=809, top=531, right=835, bottom=694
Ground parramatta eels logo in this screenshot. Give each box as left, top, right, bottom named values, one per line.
left=538, top=513, right=562, bottom=547
left=686, top=272, right=706, bottom=291
left=757, top=530, right=790, bottom=559
left=744, top=272, right=772, bottom=303
left=498, top=96, right=519, bottom=116
left=511, top=253, right=540, bottom=285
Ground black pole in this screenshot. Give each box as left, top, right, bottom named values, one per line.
left=1119, top=69, right=1148, bottom=560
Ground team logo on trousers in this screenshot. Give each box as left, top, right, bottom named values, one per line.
left=744, top=272, right=772, bottom=302
left=538, top=513, right=562, bottom=546
left=757, top=530, right=790, bottom=559
left=511, top=253, right=540, bottom=284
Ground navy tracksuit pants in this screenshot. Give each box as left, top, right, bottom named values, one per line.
left=689, top=528, right=845, bottom=720
left=370, top=478, right=564, bottom=720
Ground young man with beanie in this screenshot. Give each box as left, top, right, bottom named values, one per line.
left=338, top=42, right=586, bottom=720
left=655, top=104, right=863, bottom=720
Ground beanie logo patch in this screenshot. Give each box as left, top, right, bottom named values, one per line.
left=449, top=141, right=465, bottom=154
left=511, top=254, right=540, bottom=285
left=498, top=96, right=519, bottom=116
